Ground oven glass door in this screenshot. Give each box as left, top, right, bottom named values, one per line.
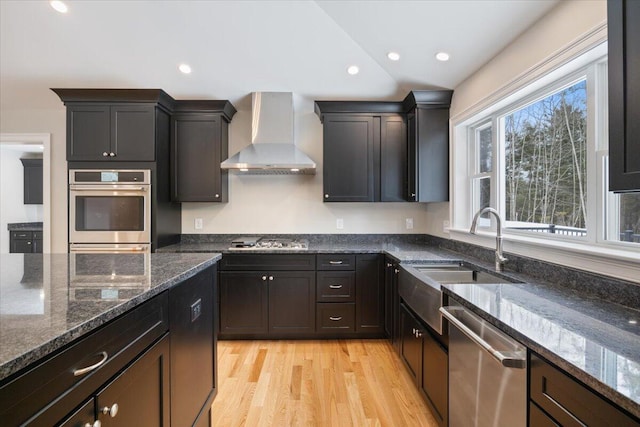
left=69, top=186, right=151, bottom=244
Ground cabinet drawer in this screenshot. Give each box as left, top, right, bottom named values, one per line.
left=11, top=231, right=32, bottom=240
left=316, top=254, right=355, bottom=270
left=316, top=271, right=355, bottom=302
left=316, top=303, right=355, bottom=332
left=0, top=292, right=169, bottom=426
left=220, top=254, right=315, bottom=271
left=530, top=353, right=638, bottom=426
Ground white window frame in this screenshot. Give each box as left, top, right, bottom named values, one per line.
left=450, top=41, right=640, bottom=283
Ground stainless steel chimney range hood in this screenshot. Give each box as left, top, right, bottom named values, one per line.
left=221, top=92, right=316, bottom=175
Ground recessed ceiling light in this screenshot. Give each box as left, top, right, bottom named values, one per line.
left=387, top=52, right=400, bottom=61
left=435, top=52, right=450, bottom=62
left=347, top=65, right=360, bottom=75
left=50, top=1, right=68, bottom=13
left=178, top=63, right=192, bottom=74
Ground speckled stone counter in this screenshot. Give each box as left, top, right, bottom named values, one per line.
left=0, top=252, right=221, bottom=381
left=7, top=222, right=43, bottom=231
left=161, top=233, right=640, bottom=417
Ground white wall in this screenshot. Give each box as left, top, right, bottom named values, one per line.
left=0, top=147, right=43, bottom=253
left=0, top=109, right=67, bottom=253
left=422, top=0, right=607, bottom=238
left=181, top=96, right=432, bottom=234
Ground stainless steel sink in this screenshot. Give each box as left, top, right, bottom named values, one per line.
left=398, top=263, right=521, bottom=335
left=415, top=266, right=516, bottom=284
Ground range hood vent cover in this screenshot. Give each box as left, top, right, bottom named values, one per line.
left=221, top=92, right=316, bottom=175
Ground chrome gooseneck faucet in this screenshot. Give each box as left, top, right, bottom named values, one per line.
left=470, top=207, right=508, bottom=272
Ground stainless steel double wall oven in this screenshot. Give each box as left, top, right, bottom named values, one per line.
left=68, top=169, right=151, bottom=253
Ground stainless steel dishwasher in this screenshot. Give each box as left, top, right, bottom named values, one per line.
left=440, top=303, right=527, bottom=427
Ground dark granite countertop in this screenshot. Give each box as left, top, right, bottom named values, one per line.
left=0, top=252, right=221, bottom=382
left=7, top=222, right=43, bottom=232
left=161, top=233, right=640, bottom=417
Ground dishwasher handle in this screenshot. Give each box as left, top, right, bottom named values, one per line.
left=440, top=306, right=526, bottom=369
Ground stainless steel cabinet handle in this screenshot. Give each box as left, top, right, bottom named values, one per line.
left=386, top=263, right=392, bottom=267
left=84, top=421, right=101, bottom=427
left=329, top=284, right=343, bottom=289
left=262, top=275, right=267, bottom=281
left=329, top=316, right=342, bottom=321
left=329, top=260, right=343, bottom=265
left=415, top=330, right=422, bottom=338
left=27, top=241, right=31, bottom=245
left=73, top=351, right=108, bottom=376
left=440, top=306, right=526, bottom=369
left=101, top=403, right=118, bottom=418
left=215, top=194, right=220, bottom=198
left=411, top=193, right=416, bottom=197
left=324, top=194, right=329, bottom=199
left=269, top=276, right=274, bottom=281
left=394, top=268, right=400, bottom=274
left=109, top=152, right=116, bottom=157
left=102, top=152, right=109, bottom=157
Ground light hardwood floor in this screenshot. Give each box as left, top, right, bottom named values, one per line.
left=211, top=340, right=439, bottom=427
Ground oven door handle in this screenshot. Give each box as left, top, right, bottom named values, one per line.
left=440, top=306, right=526, bottom=369
left=69, top=185, right=147, bottom=191
left=70, top=246, right=149, bottom=253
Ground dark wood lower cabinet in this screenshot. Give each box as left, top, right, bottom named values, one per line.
left=58, top=399, right=95, bottom=427
left=96, top=334, right=170, bottom=427
left=269, top=271, right=315, bottom=335
left=169, top=265, right=217, bottom=427
left=355, top=254, right=384, bottom=335
left=219, top=272, right=270, bottom=336
left=529, top=353, right=639, bottom=426
left=400, top=303, right=448, bottom=427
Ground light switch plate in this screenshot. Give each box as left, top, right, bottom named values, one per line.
left=336, top=218, right=344, bottom=229
left=405, top=218, right=414, bottom=229
left=194, top=218, right=203, bottom=229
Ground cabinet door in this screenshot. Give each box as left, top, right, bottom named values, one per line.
left=58, top=399, right=96, bottom=427
left=422, top=329, right=448, bottom=426
left=355, top=254, right=384, bottom=334
left=110, top=105, right=156, bottom=161
left=219, top=272, right=268, bottom=336
left=380, top=115, right=407, bottom=201
left=67, top=105, right=111, bottom=161
left=169, top=266, right=216, bottom=427
left=171, top=113, right=225, bottom=202
left=11, top=237, right=33, bottom=253
left=400, top=304, right=423, bottom=385
left=384, top=259, right=400, bottom=351
left=608, top=0, right=640, bottom=191
left=407, top=112, right=418, bottom=201
left=323, top=115, right=376, bottom=202
left=96, top=334, right=170, bottom=427
left=21, top=159, right=43, bottom=204
left=268, top=271, right=315, bottom=335
left=409, top=107, right=449, bottom=202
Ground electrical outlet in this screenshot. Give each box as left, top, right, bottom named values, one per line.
left=405, top=218, right=414, bottom=229
left=194, top=218, right=203, bottom=230
left=443, top=220, right=450, bottom=233
left=336, top=218, right=344, bottom=229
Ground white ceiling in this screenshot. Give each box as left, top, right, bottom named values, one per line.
left=0, top=0, right=559, bottom=111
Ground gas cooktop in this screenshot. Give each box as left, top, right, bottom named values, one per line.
left=229, top=237, right=309, bottom=250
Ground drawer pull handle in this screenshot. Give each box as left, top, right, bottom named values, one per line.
left=329, top=284, right=343, bottom=289
left=329, top=260, right=343, bottom=265
left=73, top=351, right=108, bottom=376
left=329, top=316, right=343, bottom=321
left=102, top=403, right=119, bottom=418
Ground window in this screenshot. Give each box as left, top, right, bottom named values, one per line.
left=457, top=45, right=639, bottom=254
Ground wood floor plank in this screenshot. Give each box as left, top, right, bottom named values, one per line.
left=211, top=339, right=439, bottom=427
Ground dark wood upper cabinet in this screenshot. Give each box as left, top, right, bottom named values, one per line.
left=52, top=89, right=174, bottom=162
left=171, top=100, right=236, bottom=202
left=321, top=114, right=377, bottom=202
left=403, top=90, right=453, bottom=202
left=608, top=0, right=640, bottom=192
left=316, top=91, right=450, bottom=203
left=20, top=158, right=43, bottom=204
